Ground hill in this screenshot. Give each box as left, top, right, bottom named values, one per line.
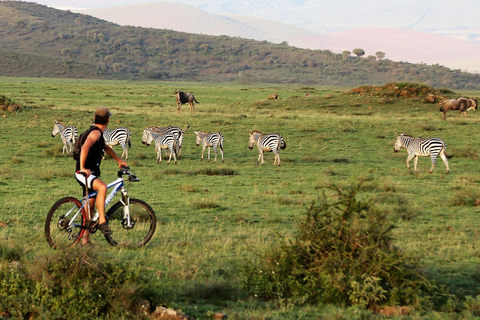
left=76, top=2, right=480, bottom=73
left=1, top=1, right=480, bottom=89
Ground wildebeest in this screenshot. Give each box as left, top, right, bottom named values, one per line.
left=175, top=91, right=199, bottom=114
left=439, top=98, right=477, bottom=120
left=268, top=93, right=278, bottom=100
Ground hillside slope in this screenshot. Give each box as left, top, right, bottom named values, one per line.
left=1, top=1, right=480, bottom=89
left=76, top=2, right=480, bottom=73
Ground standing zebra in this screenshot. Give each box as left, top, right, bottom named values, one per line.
left=394, top=133, right=450, bottom=174
left=146, top=125, right=189, bottom=158
left=194, top=131, right=224, bottom=163
left=248, top=130, right=286, bottom=166
left=142, top=129, right=178, bottom=164
left=51, top=121, right=78, bottom=156
left=103, top=127, right=132, bottom=160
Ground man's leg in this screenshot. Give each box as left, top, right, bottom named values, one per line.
left=91, top=178, right=112, bottom=234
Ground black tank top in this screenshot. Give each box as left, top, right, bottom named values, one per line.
left=75, top=126, right=105, bottom=176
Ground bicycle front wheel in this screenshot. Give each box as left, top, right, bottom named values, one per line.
left=45, top=197, right=86, bottom=249
left=104, top=198, right=156, bottom=247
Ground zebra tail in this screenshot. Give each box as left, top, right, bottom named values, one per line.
left=185, top=125, right=191, bottom=132
left=128, top=139, right=131, bottom=149
left=281, top=139, right=286, bottom=150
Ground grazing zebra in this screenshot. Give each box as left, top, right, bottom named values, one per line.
left=51, top=121, right=78, bottom=156
left=248, top=130, right=286, bottom=166
left=103, top=127, right=132, bottom=160
left=394, top=133, right=450, bottom=174
left=194, top=131, right=224, bottom=163
left=142, top=129, right=178, bottom=164
left=146, top=125, right=189, bottom=158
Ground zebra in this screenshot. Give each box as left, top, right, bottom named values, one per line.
left=394, top=133, right=450, bottom=174
left=142, top=129, right=178, bottom=164
left=194, top=131, right=224, bottom=163
left=145, top=125, right=189, bottom=158
left=103, top=127, right=132, bottom=160
left=51, top=121, right=78, bottom=156
left=248, top=130, right=286, bottom=166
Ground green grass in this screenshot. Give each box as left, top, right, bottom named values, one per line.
left=2, top=77, right=480, bottom=318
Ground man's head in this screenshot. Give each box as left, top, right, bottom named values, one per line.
left=94, top=107, right=111, bottom=125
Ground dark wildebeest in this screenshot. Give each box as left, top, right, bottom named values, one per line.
left=439, top=98, right=477, bottom=120
left=175, top=91, right=199, bottom=114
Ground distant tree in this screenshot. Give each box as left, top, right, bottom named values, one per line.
left=366, top=55, right=376, bottom=61
left=352, top=48, right=365, bottom=57
left=342, top=50, right=351, bottom=59
left=376, top=51, right=386, bottom=60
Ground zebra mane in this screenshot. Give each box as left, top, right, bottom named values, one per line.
left=250, top=130, right=263, bottom=134
left=398, top=133, right=413, bottom=138
left=54, top=120, right=65, bottom=126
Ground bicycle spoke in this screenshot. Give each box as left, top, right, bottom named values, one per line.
left=45, top=197, right=85, bottom=249
left=105, top=198, right=156, bottom=247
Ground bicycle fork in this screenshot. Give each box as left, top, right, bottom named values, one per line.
left=120, top=186, right=135, bottom=230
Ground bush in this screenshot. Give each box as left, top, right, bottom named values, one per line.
left=0, top=247, right=155, bottom=318
left=241, top=180, right=441, bottom=310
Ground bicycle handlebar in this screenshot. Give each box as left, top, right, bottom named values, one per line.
left=118, top=166, right=139, bottom=182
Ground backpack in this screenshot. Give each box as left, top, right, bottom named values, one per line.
left=73, top=126, right=102, bottom=161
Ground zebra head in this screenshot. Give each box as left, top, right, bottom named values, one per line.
left=394, top=133, right=405, bottom=153
left=142, top=128, right=153, bottom=146
left=248, top=130, right=261, bottom=150
left=194, top=131, right=207, bottom=146
left=51, top=121, right=64, bottom=137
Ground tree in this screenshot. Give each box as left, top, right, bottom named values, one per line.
left=352, top=48, right=365, bottom=57
left=342, top=50, right=351, bottom=59
left=376, top=51, right=386, bottom=60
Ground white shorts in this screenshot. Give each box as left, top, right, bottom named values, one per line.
left=75, top=172, right=98, bottom=196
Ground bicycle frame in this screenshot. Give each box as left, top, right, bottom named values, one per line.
left=64, top=175, right=133, bottom=233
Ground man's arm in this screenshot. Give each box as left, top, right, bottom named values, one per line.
left=104, top=144, right=128, bottom=168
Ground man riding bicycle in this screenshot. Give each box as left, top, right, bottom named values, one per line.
left=74, top=107, right=127, bottom=245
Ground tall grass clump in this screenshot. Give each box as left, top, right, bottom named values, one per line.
left=0, top=247, right=159, bottom=319
left=240, top=180, right=442, bottom=310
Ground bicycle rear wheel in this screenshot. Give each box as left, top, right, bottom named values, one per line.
left=104, top=198, right=156, bottom=247
left=45, top=197, right=86, bottom=249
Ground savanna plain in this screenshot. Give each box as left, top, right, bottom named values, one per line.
left=2, top=77, right=480, bottom=319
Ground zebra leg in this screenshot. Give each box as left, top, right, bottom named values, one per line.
left=429, top=155, right=438, bottom=173
left=414, top=156, right=419, bottom=171
left=405, top=153, right=415, bottom=169
left=156, top=147, right=162, bottom=164
left=439, top=150, right=450, bottom=173
left=257, top=151, right=263, bottom=165
left=201, top=145, right=206, bottom=161
left=220, top=146, right=224, bottom=163
left=212, top=146, right=217, bottom=162
left=208, top=146, right=211, bottom=162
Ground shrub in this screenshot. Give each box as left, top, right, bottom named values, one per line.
left=0, top=248, right=155, bottom=318
left=241, top=180, right=440, bottom=310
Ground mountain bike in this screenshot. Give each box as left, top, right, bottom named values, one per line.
left=45, top=166, right=156, bottom=248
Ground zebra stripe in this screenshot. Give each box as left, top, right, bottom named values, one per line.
left=142, top=129, right=178, bottom=164
left=248, top=130, right=286, bottom=166
left=103, top=127, right=132, bottom=160
left=145, top=125, right=189, bottom=157
left=51, top=121, right=78, bottom=156
left=394, top=133, right=450, bottom=173
left=194, top=131, right=224, bottom=163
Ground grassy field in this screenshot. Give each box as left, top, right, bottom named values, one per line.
left=2, top=77, right=480, bottom=319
